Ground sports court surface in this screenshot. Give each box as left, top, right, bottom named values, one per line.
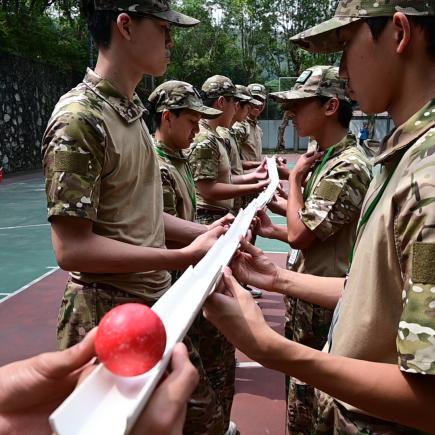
left=0, top=154, right=297, bottom=434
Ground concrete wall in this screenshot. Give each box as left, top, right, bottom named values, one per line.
left=0, top=52, right=78, bottom=174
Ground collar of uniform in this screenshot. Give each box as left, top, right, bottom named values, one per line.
left=154, top=139, right=187, bottom=161
left=374, top=99, right=435, bottom=165
left=83, top=68, right=147, bottom=124
left=199, top=119, right=215, bottom=133
left=247, top=117, right=257, bottom=126
left=326, top=133, right=356, bottom=159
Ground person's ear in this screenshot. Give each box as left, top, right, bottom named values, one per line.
left=217, top=96, right=226, bottom=110
left=325, top=98, right=340, bottom=117
left=162, top=110, right=171, bottom=123
left=116, top=13, right=133, bottom=41
left=392, top=12, right=411, bottom=54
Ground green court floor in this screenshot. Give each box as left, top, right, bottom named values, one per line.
left=0, top=169, right=292, bottom=298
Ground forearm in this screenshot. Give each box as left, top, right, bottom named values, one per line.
left=199, top=182, right=261, bottom=201
left=231, top=173, right=258, bottom=184
left=242, top=160, right=261, bottom=170
left=287, top=174, right=315, bottom=247
left=261, top=225, right=289, bottom=243
left=52, top=229, right=193, bottom=273
left=273, top=268, right=343, bottom=309
left=164, top=213, right=206, bottom=243
left=262, top=334, right=435, bottom=433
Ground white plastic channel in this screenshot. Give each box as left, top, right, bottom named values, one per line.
left=49, top=157, right=279, bottom=435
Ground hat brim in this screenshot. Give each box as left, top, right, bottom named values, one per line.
left=250, top=99, right=264, bottom=107
left=290, top=16, right=361, bottom=53
left=235, top=92, right=252, bottom=102
left=270, top=90, right=317, bottom=103
left=151, top=9, right=200, bottom=27
left=191, top=105, right=222, bottom=119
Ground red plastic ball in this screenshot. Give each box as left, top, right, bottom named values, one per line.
left=95, top=304, right=167, bottom=377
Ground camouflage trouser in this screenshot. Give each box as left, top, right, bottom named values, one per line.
left=190, top=313, right=236, bottom=431
left=57, top=279, right=226, bottom=435
left=313, top=390, right=425, bottom=435
left=196, top=208, right=228, bottom=226
left=284, top=295, right=334, bottom=435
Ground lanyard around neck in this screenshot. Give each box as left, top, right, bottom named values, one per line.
left=303, top=145, right=336, bottom=201
left=348, top=154, right=404, bottom=267
left=155, top=146, right=197, bottom=210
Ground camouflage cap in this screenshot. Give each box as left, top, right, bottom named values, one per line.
left=290, top=0, right=435, bottom=53
left=93, top=0, right=199, bottom=27
left=148, top=80, right=222, bottom=119
left=247, top=83, right=267, bottom=101
left=201, top=75, right=238, bottom=99
left=269, top=66, right=349, bottom=103
left=235, top=85, right=257, bottom=103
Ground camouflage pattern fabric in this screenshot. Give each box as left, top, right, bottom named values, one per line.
left=189, top=120, right=234, bottom=212
left=94, top=0, right=199, bottom=27
left=247, top=83, right=267, bottom=101
left=325, top=100, right=435, bottom=433
left=270, top=66, right=349, bottom=103
left=236, top=118, right=263, bottom=162
left=148, top=80, right=221, bottom=118
left=190, top=313, right=236, bottom=431
left=290, top=0, right=435, bottom=53
left=202, top=75, right=242, bottom=99
left=42, top=67, right=171, bottom=297
left=155, top=140, right=197, bottom=222
left=312, top=390, right=424, bottom=435
left=57, top=280, right=226, bottom=435
left=285, top=135, right=372, bottom=435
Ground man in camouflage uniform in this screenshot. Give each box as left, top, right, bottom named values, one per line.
left=187, top=75, right=269, bottom=432
left=205, top=1, right=435, bottom=434
left=148, top=80, right=232, bottom=435
left=217, top=84, right=266, bottom=213
left=260, top=66, right=371, bottom=434
left=41, top=3, right=227, bottom=433
left=233, top=83, right=267, bottom=169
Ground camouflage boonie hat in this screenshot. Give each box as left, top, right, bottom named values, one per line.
left=202, top=75, right=240, bottom=99
left=247, top=83, right=267, bottom=101
left=148, top=80, right=222, bottom=119
left=93, top=0, right=199, bottom=27
left=270, top=66, right=349, bottom=103
left=290, top=0, right=435, bottom=53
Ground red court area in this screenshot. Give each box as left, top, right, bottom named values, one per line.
left=0, top=252, right=287, bottom=434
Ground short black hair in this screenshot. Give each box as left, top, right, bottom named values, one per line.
left=366, top=16, right=435, bottom=59
left=81, top=0, right=145, bottom=48
left=152, top=108, right=183, bottom=131
left=202, top=95, right=233, bottom=108
left=318, top=96, right=353, bottom=129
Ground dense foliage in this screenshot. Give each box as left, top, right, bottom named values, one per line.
left=1, top=0, right=338, bottom=86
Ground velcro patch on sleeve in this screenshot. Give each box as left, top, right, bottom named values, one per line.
left=54, top=151, right=89, bottom=176
left=197, top=148, right=213, bottom=159
left=412, top=242, right=435, bottom=284
left=314, top=180, right=341, bottom=203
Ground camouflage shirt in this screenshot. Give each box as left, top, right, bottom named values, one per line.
left=329, top=99, right=435, bottom=419
left=41, top=68, right=171, bottom=299
left=188, top=120, right=234, bottom=212
left=154, top=139, right=196, bottom=222
left=235, top=118, right=263, bottom=162
left=294, top=134, right=372, bottom=277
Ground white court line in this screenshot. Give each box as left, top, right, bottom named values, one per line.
left=236, top=361, right=263, bottom=368
left=0, top=223, right=50, bottom=230
left=264, top=250, right=287, bottom=254
left=0, top=267, right=59, bottom=304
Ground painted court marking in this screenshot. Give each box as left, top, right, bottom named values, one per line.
left=236, top=361, right=263, bottom=368
left=0, top=267, right=59, bottom=305
left=0, top=223, right=50, bottom=231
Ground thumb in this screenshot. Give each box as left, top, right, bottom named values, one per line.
left=35, top=328, right=97, bottom=378
left=240, top=237, right=265, bottom=258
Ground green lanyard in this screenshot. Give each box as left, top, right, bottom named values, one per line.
left=348, top=156, right=403, bottom=266
left=155, top=146, right=197, bottom=210
left=303, top=145, right=336, bottom=200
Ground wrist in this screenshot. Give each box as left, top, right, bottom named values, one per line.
left=271, top=266, right=287, bottom=294
left=290, top=171, right=303, bottom=185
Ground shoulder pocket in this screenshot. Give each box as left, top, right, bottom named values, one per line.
left=54, top=151, right=89, bottom=176
left=315, top=180, right=341, bottom=203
